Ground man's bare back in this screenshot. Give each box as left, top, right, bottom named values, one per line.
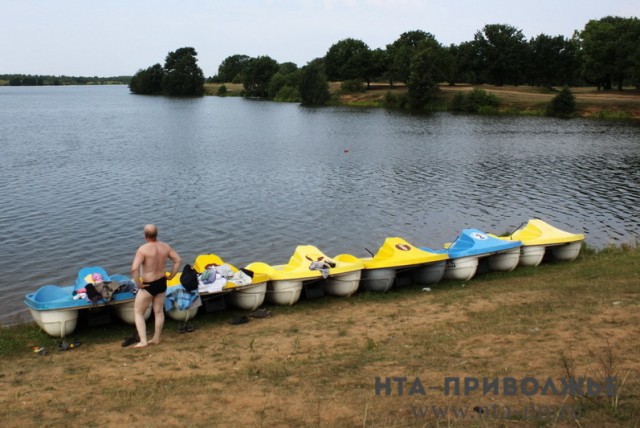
left=131, top=225, right=181, bottom=284
left=134, top=241, right=177, bottom=283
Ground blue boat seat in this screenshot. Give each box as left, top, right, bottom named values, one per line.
left=33, top=285, right=69, bottom=303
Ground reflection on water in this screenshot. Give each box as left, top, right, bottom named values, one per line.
left=1, top=86, right=639, bottom=323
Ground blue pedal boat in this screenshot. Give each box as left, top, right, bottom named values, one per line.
left=24, top=266, right=143, bottom=337
left=421, top=229, right=522, bottom=281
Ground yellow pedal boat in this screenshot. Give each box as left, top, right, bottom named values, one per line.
left=166, top=253, right=270, bottom=321
left=495, top=219, right=585, bottom=266
left=359, top=237, right=449, bottom=292
left=245, top=245, right=364, bottom=305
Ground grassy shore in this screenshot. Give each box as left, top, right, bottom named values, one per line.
left=1, top=245, right=638, bottom=426
left=205, top=82, right=640, bottom=120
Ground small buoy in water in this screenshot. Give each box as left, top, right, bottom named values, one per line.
left=344, top=149, right=350, bottom=153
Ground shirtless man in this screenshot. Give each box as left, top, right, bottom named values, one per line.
left=131, top=224, right=181, bottom=347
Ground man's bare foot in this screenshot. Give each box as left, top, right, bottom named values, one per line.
left=149, top=339, right=160, bottom=345
left=133, top=342, right=148, bottom=348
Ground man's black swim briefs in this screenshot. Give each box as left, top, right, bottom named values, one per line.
left=142, top=277, right=167, bottom=296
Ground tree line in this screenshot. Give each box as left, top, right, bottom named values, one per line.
left=1, top=74, right=130, bottom=86
left=130, top=16, right=638, bottom=108
left=209, top=16, right=639, bottom=107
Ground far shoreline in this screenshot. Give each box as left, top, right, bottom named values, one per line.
left=205, top=82, right=640, bottom=121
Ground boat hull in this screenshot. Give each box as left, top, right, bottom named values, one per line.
left=323, top=270, right=362, bottom=297
left=488, top=248, right=521, bottom=272
left=113, top=301, right=152, bottom=324
left=518, top=245, right=546, bottom=266
left=227, top=281, right=267, bottom=311
left=29, top=308, right=78, bottom=338
left=443, top=256, right=479, bottom=281
left=360, top=268, right=395, bottom=293
left=550, top=241, right=582, bottom=261
left=411, top=261, right=446, bottom=285
left=166, top=305, right=199, bottom=322
left=267, top=280, right=303, bottom=305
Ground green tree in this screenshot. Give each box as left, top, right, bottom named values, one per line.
left=299, top=59, right=330, bottom=106
left=369, top=48, right=389, bottom=84
left=242, top=55, right=279, bottom=98
left=407, top=45, right=442, bottom=108
left=163, top=47, right=205, bottom=96
left=454, top=40, right=484, bottom=84
left=580, top=16, right=640, bottom=90
left=215, top=54, right=250, bottom=83
left=324, top=38, right=372, bottom=87
left=268, top=62, right=300, bottom=99
left=129, top=63, right=164, bottom=95
left=528, top=34, right=581, bottom=88
left=386, top=30, right=439, bottom=85
left=474, top=24, right=528, bottom=86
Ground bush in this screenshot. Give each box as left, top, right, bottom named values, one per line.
left=384, top=91, right=410, bottom=109
left=217, top=84, right=228, bottom=96
left=274, top=85, right=300, bottom=102
left=340, top=79, right=365, bottom=93
left=450, top=88, right=499, bottom=113
left=546, top=88, right=576, bottom=118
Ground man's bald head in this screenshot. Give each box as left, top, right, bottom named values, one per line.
left=144, top=224, right=158, bottom=240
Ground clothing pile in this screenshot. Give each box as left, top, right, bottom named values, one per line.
left=73, top=273, right=119, bottom=303
left=198, top=264, right=253, bottom=293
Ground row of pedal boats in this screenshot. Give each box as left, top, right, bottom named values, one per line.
left=24, top=219, right=585, bottom=337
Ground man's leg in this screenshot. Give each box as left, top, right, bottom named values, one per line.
left=133, top=290, right=153, bottom=347
left=149, top=293, right=166, bottom=344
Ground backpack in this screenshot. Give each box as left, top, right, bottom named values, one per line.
left=180, top=264, right=199, bottom=292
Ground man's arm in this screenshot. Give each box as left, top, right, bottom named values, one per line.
left=167, top=247, right=182, bottom=280
left=131, top=248, right=144, bottom=287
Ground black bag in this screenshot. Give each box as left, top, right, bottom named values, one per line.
left=180, top=264, right=199, bottom=292
left=85, top=283, right=103, bottom=304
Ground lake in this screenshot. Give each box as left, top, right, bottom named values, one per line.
left=1, top=85, right=639, bottom=324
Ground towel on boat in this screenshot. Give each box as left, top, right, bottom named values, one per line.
left=230, top=270, right=252, bottom=286
left=164, top=285, right=200, bottom=311
left=198, top=276, right=227, bottom=293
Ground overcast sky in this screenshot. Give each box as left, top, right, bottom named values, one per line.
left=1, top=0, right=637, bottom=77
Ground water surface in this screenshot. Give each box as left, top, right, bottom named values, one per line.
left=1, top=86, right=639, bottom=323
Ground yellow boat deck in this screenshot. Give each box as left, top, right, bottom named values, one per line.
left=498, top=219, right=585, bottom=246
left=359, top=237, right=448, bottom=270
left=167, top=253, right=269, bottom=291
left=246, top=245, right=363, bottom=281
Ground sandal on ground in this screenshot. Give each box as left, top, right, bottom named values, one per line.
left=33, top=346, right=49, bottom=356
left=228, top=315, right=250, bottom=325
left=249, top=308, right=272, bottom=319
left=58, top=339, right=81, bottom=351
left=178, top=324, right=195, bottom=334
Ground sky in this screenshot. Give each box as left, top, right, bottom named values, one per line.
left=1, top=0, right=638, bottom=77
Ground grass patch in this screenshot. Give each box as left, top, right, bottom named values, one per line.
left=1, top=246, right=639, bottom=426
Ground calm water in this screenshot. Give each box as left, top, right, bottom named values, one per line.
left=1, top=85, right=639, bottom=324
